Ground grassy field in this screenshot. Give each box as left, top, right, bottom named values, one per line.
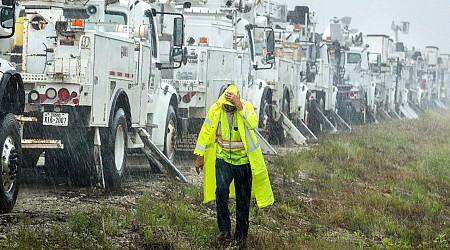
left=2, top=111, right=449, bottom=249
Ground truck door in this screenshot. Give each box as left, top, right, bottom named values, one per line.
left=135, top=44, right=151, bottom=126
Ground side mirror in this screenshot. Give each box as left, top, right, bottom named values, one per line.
left=173, top=17, right=183, bottom=47
left=1, top=0, right=14, bottom=6
left=171, top=17, right=185, bottom=65
left=0, top=7, right=14, bottom=29
left=376, top=54, right=381, bottom=71
left=266, top=30, right=275, bottom=54
left=265, top=53, right=275, bottom=64
left=171, top=47, right=183, bottom=63
left=265, top=30, right=275, bottom=64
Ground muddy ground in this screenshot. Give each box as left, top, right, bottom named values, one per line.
left=0, top=154, right=199, bottom=241
left=0, top=144, right=302, bottom=248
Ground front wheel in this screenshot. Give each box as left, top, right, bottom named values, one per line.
left=258, top=88, right=272, bottom=139
left=0, top=113, right=21, bottom=213
left=163, top=105, right=177, bottom=163
left=275, top=91, right=290, bottom=144
left=101, top=108, right=127, bottom=189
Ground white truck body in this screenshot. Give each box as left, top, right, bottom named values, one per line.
left=367, top=35, right=390, bottom=65
left=366, top=34, right=398, bottom=116
left=165, top=0, right=279, bottom=150
left=15, top=0, right=184, bottom=186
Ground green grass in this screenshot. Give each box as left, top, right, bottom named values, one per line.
left=270, top=111, right=450, bottom=249
left=1, top=111, right=449, bottom=249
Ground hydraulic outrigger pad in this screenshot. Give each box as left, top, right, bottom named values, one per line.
left=138, top=128, right=188, bottom=183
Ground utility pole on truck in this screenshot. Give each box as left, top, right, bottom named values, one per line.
left=0, top=0, right=23, bottom=213
left=11, top=0, right=188, bottom=188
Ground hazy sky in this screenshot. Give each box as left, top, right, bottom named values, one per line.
left=278, top=0, right=450, bottom=53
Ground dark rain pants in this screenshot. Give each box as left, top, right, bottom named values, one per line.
left=215, top=158, right=252, bottom=242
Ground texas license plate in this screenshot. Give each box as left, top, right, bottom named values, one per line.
left=43, top=112, right=69, bottom=126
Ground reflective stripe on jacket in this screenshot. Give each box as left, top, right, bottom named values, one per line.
left=194, top=86, right=274, bottom=208
left=215, top=110, right=249, bottom=165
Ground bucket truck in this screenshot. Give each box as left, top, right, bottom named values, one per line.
left=163, top=0, right=278, bottom=153
left=250, top=2, right=316, bottom=144
left=10, top=0, right=187, bottom=187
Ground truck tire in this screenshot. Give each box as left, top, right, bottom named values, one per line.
left=0, top=113, right=21, bottom=213
left=101, top=108, right=127, bottom=189
left=163, top=105, right=177, bottom=162
left=275, top=91, right=290, bottom=144
left=258, top=88, right=272, bottom=138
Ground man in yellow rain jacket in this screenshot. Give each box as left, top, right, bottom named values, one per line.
left=194, top=85, right=274, bottom=245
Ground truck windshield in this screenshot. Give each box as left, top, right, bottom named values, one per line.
left=347, top=53, right=361, bottom=64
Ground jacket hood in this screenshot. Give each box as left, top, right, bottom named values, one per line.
left=217, top=85, right=239, bottom=106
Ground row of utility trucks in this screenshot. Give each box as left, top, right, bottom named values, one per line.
left=0, top=0, right=449, bottom=213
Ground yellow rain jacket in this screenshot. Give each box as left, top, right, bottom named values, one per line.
left=194, top=85, right=274, bottom=208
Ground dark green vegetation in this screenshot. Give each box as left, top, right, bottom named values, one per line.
left=1, top=111, right=449, bottom=249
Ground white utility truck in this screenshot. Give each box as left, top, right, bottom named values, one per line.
left=366, top=34, right=398, bottom=119
left=163, top=0, right=277, bottom=153
left=251, top=3, right=316, bottom=144
left=13, top=0, right=186, bottom=187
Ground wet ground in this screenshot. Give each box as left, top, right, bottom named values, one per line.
left=0, top=154, right=200, bottom=241
left=0, top=144, right=303, bottom=246
left=15, top=154, right=199, bottom=209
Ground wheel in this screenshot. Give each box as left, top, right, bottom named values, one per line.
left=307, top=98, right=324, bottom=135
left=281, top=91, right=290, bottom=117
left=0, top=113, right=21, bottom=213
left=338, top=101, right=353, bottom=127
left=163, top=105, right=177, bottom=162
left=101, top=108, right=127, bottom=188
left=275, top=90, right=290, bottom=143
left=258, top=88, right=272, bottom=138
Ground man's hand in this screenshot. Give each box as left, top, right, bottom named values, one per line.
left=225, top=91, right=243, bottom=111
left=195, top=156, right=204, bottom=174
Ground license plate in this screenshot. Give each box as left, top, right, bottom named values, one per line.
left=43, top=112, right=69, bottom=126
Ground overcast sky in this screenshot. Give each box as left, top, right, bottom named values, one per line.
left=278, top=0, right=450, bottom=53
